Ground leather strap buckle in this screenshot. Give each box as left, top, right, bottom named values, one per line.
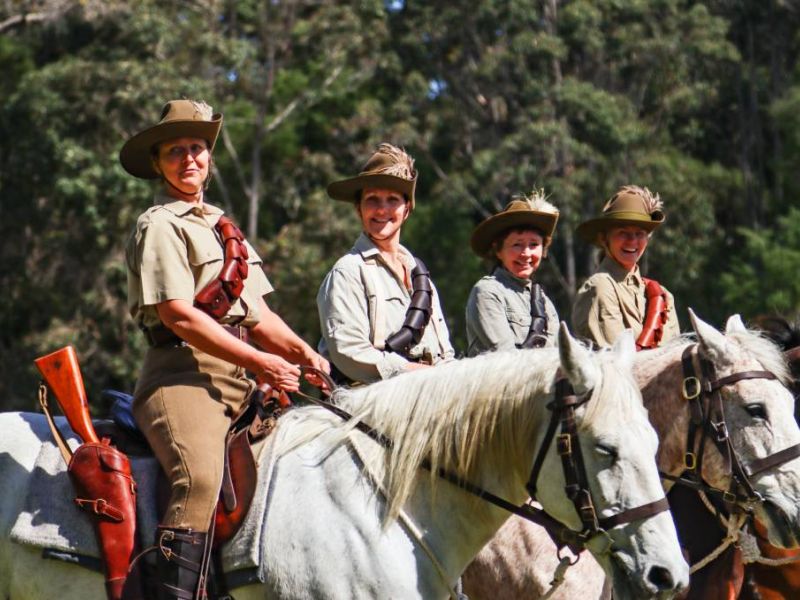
left=556, top=433, right=572, bottom=456
left=682, top=376, right=701, bottom=400
left=684, top=452, right=697, bottom=470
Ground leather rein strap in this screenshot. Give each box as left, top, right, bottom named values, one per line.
left=298, top=367, right=668, bottom=554
left=667, top=344, right=800, bottom=506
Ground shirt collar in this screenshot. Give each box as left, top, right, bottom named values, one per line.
left=494, top=265, right=531, bottom=291
left=153, top=192, right=224, bottom=218
left=599, top=255, right=642, bottom=285
left=353, top=232, right=413, bottom=267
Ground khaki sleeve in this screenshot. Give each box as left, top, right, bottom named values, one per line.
left=572, top=276, right=626, bottom=348
left=317, top=265, right=408, bottom=383
left=466, top=284, right=517, bottom=354
left=136, top=217, right=195, bottom=306
left=244, top=241, right=274, bottom=298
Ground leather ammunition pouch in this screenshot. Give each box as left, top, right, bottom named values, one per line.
left=384, top=257, right=434, bottom=358
left=69, top=441, right=138, bottom=600
left=195, top=215, right=249, bottom=320
left=637, top=277, right=669, bottom=350
left=518, top=283, right=549, bottom=349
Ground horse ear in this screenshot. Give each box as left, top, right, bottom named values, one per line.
left=558, top=322, right=599, bottom=396
left=612, top=329, right=636, bottom=371
left=689, top=308, right=730, bottom=362
left=724, top=314, right=747, bottom=334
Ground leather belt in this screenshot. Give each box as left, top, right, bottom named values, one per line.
left=143, top=324, right=250, bottom=348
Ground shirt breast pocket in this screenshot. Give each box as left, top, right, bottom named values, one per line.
left=187, top=245, right=224, bottom=290
left=505, top=307, right=530, bottom=337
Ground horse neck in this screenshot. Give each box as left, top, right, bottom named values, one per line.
left=634, top=344, right=693, bottom=477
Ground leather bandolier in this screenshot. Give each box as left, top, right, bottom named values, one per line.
left=195, top=215, right=249, bottom=320
left=517, top=283, right=548, bottom=349
left=636, top=277, right=669, bottom=350
left=384, top=257, right=434, bottom=358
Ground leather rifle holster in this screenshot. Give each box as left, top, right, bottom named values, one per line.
left=69, top=441, right=138, bottom=600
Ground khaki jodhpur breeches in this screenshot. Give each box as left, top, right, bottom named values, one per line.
left=133, top=345, right=254, bottom=531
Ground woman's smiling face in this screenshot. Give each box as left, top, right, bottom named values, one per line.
left=495, top=229, right=545, bottom=279
left=604, top=226, right=650, bottom=270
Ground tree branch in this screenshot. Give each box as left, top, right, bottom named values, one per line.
left=0, top=11, right=48, bottom=33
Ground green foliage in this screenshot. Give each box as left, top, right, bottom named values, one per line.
left=1, top=0, right=799, bottom=411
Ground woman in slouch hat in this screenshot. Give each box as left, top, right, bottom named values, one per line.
left=466, top=190, right=560, bottom=356
left=316, top=143, right=454, bottom=384
left=572, top=185, right=680, bottom=349
left=121, top=99, right=328, bottom=599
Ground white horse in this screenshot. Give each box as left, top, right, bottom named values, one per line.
left=0, top=325, right=688, bottom=600
left=463, top=311, right=800, bottom=600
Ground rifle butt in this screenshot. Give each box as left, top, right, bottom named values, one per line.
left=34, top=346, right=100, bottom=444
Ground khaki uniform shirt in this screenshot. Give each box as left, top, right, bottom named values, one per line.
left=126, top=193, right=273, bottom=329
left=465, top=267, right=560, bottom=357
left=572, top=256, right=680, bottom=348
left=316, top=233, right=454, bottom=383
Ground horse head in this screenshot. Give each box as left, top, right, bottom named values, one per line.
left=695, top=310, right=800, bottom=548
left=534, top=324, right=689, bottom=600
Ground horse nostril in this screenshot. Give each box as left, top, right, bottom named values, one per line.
left=647, top=565, right=675, bottom=591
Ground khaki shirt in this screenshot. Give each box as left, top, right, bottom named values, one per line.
left=572, top=256, right=680, bottom=348
left=466, top=267, right=560, bottom=357
left=126, top=193, right=273, bottom=329
left=316, top=233, right=454, bottom=383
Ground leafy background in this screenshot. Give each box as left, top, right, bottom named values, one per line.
left=1, top=0, right=799, bottom=411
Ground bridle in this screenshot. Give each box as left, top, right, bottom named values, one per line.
left=661, top=344, right=800, bottom=509
left=525, top=376, right=669, bottom=554
left=298, top=366, right=669, bottom=556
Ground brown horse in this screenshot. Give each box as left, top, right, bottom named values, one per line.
left=463, top=312, right=800, bottom=600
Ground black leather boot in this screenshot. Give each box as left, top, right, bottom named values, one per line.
left=155, top=526, right=210, bottom=600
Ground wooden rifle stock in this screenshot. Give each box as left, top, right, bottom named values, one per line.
left=34, top=346, right=100, bottom=444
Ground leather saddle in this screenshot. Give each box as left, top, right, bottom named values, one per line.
left=96, top=387, right=290, bottom=546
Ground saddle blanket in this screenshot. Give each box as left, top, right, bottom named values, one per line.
left=9, top=416, right=278, bottom=579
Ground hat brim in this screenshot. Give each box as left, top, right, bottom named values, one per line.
left=576, top=213, right=664, bottom=246
left=327, top=173, right=416, bottom=208
left=470, top=211, right=559, bottom=257
left=119, top=116, right=222, bottom=179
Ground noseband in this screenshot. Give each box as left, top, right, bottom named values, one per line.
left=663, top=344, right=800, bottom=508
left=526, top=377, right=670, bottom=550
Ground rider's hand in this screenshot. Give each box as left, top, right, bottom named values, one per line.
left=254, top=352, right=301, bottom=392
left=302, top=351, right=331, bottom=390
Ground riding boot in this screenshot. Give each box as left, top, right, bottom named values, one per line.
left=155, top=526, right=210, bottom=600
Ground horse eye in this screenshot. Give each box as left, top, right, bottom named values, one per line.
left=595, top=444, right=618, bottom=458
left=745, top=403, right=768, bottom=420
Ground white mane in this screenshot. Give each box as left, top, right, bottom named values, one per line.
left=275, top=347, right=644, bottom=521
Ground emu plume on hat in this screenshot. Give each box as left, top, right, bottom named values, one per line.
left=327, top=143, right=418, bottom=209
left=576, top=185, right=664, bottom=246
left=470, top=189, right=560, bottom=258
left=119, top=99, right=223, bottom=179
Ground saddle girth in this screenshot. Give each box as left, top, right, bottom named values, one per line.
left=195, top=215, right=250, bottom=320
left=518, top=283, right=548, bottom=349
left=384, top=257, right=434, bottom=358
left=637, top=277, right=669, bottom=350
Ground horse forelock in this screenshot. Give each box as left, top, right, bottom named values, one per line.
left=580, top=349, right=648, bottom=432
left=725, top=329, right=792, bottom=387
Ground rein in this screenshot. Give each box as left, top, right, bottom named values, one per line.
left=664, top=344, right=800, bottom=509
left=298, top=366, right=669, bottom=555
